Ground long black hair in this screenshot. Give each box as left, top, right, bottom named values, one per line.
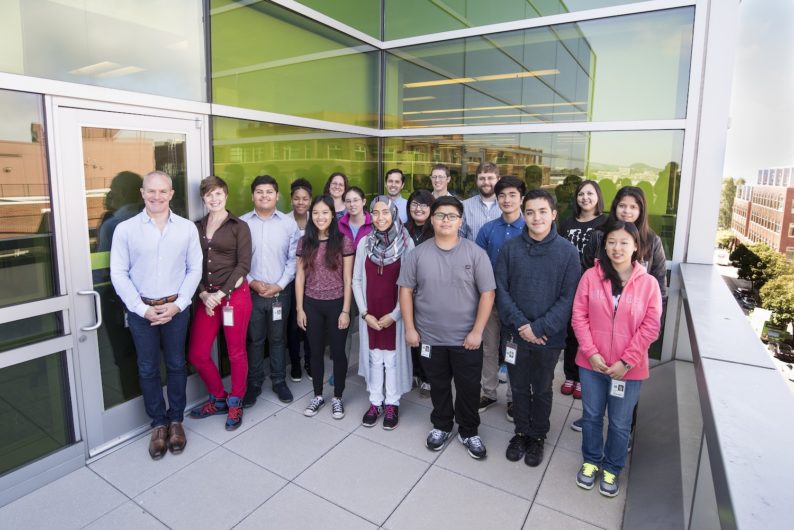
left=600, top=220, right=642, bottom=293
left=606, top=186, right=653, bottom=261
left=405, top=189, right=435, bottom=244
left=301, top=194, right=344, bottom=273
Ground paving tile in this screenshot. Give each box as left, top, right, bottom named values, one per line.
left=236, top=484, right=376, bottom=530
left=0, top=467, right=126, bottom=529
left=295, top=435, right=428, bottom=525
left=224, top=408, right=348, bottom=479
left=352, top=400, right=440, bottom=463
left=384, top=466, right=530, bottom=529
left=89, top=429, right=217, bottom=497
left=257, top=375, right=314, bottom=406
left=183, top=396, right=281, bottom=445
left=524, top=503, right=601, bottom=530
left=399, top=385, right=434, bottom=409
left=286, top=377, right=371, bottom=433
left=434, top=424, right=549, bottom=501
left=534, top=446, right=627, bottom=530
left=135, top=447, right=286, bottom=530
left=83, top=501, right=167, bottom=529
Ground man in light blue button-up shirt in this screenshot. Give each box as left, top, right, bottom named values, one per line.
left=242, top=175, right=300, bottom=407
left=461, top=162, right=502, bottom=241
left=110, top=171, right=202, bottom=460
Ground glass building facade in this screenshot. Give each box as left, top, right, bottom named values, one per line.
left=0, top=0, right=729, bottom=505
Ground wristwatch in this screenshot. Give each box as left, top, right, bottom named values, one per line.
left=361, top=311, right=368, bottom=320
left=620, top=360, right=632, bottom=371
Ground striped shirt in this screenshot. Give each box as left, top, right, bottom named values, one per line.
left=461, top=195, right=502, bottom=241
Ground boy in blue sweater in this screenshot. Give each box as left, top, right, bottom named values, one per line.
left=494, top=189, right=581, bottom=467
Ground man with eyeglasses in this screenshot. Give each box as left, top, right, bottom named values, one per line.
left=429, top=163, right=455, bottom=199
left=398, top=196, right=495, bottom=459
left=461, top=162, right=502, bottom=241
left=385, top=168, right=408, bottom=223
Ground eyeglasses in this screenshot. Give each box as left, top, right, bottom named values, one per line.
left=432, top=213, right=461, bottom=222
left=410, top=202, right=429, bottom=211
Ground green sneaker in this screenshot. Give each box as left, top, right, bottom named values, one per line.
left=599, top=470, right=620, bottom=497
left=576, top=462, right=599, bottom=490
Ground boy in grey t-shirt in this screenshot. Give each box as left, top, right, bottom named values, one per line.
left=398, top=196, right=495, bottom=460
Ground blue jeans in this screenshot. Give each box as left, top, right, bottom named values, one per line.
left=127, top=309, right=190, bottom=428
left=579, top=367, right=642, bottom=475
left=246, top=290, right=291, bottom=391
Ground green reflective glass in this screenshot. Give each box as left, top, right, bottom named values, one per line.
left=0, top=90, right=58, bottom=307
left=385, top=8, right=694, bottom=128
left=0, top=352, right=73, bottom=476
left=212, top=117, right=379, bottom=216
left=385, top=130, right=683, bottom=256
left=297, top=0, right=381, bottom=38
left=211, top=0, right=379, bottom=128
left=385, top=0, right=640, bottom=40
left=0, top=1, right=205, bottom=101
left=0, top=313, right=62, bottom=353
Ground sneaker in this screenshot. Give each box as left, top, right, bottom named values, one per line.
left=524, top=436, right=545, bottom=467
left=505, top=402, right=514, bottom=423
left=599, top=470, right=620, bottom=497
left=304, top=396, right=325, bottom=417
left=242, top=388, right=260, bottom=409
left=331, top=397, right=345, bottom=419
left=570, top=417, right=583, bottom=432
left=573, top=381, right=582, bottom=399
left=458, top=434, right=487, bottom=459
left=498, top=363, right=508, bottom=383
left=576, top=462, right=599, bottom=490
left=560, top=379, right=575, bottom=395
left=383, top=404, right=399, bottom=430
left=419, top=382, right=431, bottom=398
left=478, top=396, right=497, bottom=413
left=225, top=396, right=243, bottom=431
left=328, top=374, right=335, bottom=386
left=290, top=365, right=302, bottom=382
left=362, top=404, right=381, bottom=427
left=189, top=395, right=227, bottom=419
left=426, top=428, right=451, bottom=451
left=505, top=433, right=528, bottom=462
left=273, top=382, right=293, bottom=403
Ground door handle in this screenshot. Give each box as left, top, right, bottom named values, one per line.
left=78, top=290, right=103, bottom=331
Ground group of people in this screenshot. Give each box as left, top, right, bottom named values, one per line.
left=110, top=162, right=665, bottom=499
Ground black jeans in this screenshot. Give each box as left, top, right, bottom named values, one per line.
left=304, top=297, right=348, bottom=398
left=420, top=345, right=483, bottom=438
left=508, top=343, right=561, bottom=439
left=286, top=282, right=311, bottom=368
left=562, top=321, right=580, bottom=382
left=246, top=291, right=291, bottom=392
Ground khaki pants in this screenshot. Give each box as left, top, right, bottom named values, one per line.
left=480, top=308, right=511, bottom=401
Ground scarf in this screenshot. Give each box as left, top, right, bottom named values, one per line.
left=366, top=195, right=407, bottom=272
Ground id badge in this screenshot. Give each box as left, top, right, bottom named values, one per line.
left=610, top=379, right=625, bottom=399
left=420, top=343, right=431, bottom=359
left=222, top=305, right=234, bottom=327
left=505, top=341, right=518, bottom=365
left=272, top=302, right=283, bottom=321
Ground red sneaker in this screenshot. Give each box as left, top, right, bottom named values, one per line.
left=561, top=380, right=575, bottom=395
left=573, top=381, right=583, bottom=399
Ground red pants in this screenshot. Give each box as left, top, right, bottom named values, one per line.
left=188, top=282, right=252, bottom=399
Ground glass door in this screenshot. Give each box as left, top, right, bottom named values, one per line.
left=56, top=106, right=206, bottom=455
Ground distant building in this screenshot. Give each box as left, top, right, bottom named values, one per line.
left=731, top=167, right=794, bottom=259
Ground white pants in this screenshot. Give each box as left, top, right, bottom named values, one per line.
left=368, top=348, right=400, bottom=406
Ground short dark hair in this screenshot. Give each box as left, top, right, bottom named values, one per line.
left=251, top=174, right=278, bottom=194
left=495, top=176, right=525, bottom=197
left=430, top=164, right=449, bottom=178
left=523, top=188, right=556, bottom=210
left=290, top=178, right=312, bottom=196
left=324, top=172, right=349, bottom=194
left=385, top=168, right=405, bottom=183
left=476, top=162, right=500, bottom=177
left=200, top=175, right=229, bottom=197
left=430, top=195, right=463, bottom=216
left=573, top=180, right=605, bottom=218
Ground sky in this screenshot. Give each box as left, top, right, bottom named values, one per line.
left=723, top=0, right=794, bottom=182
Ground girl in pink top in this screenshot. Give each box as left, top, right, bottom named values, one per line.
left=571, top=221, right=662, bottom=498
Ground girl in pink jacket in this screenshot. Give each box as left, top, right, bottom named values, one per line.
left=571, top=221, right=662, bottom=498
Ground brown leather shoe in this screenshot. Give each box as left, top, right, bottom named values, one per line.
left=148, top=425, right=168, bottom=460
left=167, top=421, right=187, bottom=454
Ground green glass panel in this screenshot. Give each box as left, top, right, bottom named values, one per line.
left=0, top=0, right=205, bottom=101
left=0, top=90, right=58, bottom=307
left=384, top=129, right=683, bottom=256
left=385, top=8, right=694, bottom=128
left=211, top=0, right=379, bottom=128
left=212, top=117, right=380, bottom=216
left=384, top=0, right=641, bottom=40
left=0, top=352, right=73, bottom=476
left=0, top=313, right=62, bottom=353
left=297, top=0, right=381, bottom=38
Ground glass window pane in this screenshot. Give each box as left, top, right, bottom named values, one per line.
left=384, top=129, right=683, bottom=256
left=211, top=0, right=379, bottom=128
left=296, top=0, right=381, bottom=39
left=385, top=9, right=694, bottom=128
left=0, top=313, right=63, bottom=353
left=213, top=117, right=379, bottom=216
left=0, top=352, right=74, bottom=476
left=0, top=0, right=205, bottom=101
left=0, top=89, right=58, bottom=307
left=384, top=0, right=642, bottom=40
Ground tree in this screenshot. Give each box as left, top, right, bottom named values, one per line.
left=730, top=242, right=794, bottom=289
left=718, top=177, right=737, bottom=229
left=715, top=229, right=735, bottom=250
left=761, top=275, right=794, bottom=333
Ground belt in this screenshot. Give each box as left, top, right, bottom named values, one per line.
left=141, top=294, right=178, bottom=306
